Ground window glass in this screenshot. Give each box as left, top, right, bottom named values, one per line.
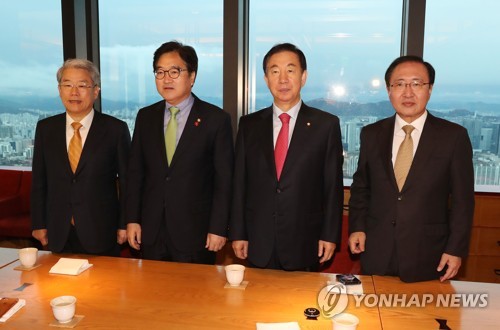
left=249, top=0, right=403, bottom=184
left=425, top=0, right=500, bottom=192
left=0, top=2, right=63, bottom=167
left=98, top=1, right=224, bottom=134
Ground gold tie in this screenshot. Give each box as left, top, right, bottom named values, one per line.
left=394, top=125, right=415, bottom=191
left=68, top=122, right=83, bottom=173
left=165, top=106, right=180, bottom=165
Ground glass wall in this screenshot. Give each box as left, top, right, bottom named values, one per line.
left=249, top=0, right=403, bottom=184
left=0, top=1, right=63, bottom=167
left=98, top=0, right=224, bottom=134
left=424, top=0, right=500, bottom=192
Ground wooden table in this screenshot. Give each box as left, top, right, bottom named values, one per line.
left=0, top=248, right=19, bottom=269
left=0, top=250, right=380, bottom=329
left=373, top=275, right=500, bottom=329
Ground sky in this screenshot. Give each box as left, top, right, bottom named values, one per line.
left=1, top=0, right=500, bottom=107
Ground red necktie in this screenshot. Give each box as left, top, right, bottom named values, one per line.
left=275, top=113, right=290, bottom=180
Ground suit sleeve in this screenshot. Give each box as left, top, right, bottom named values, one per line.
left=208, top=112, right=234, bottom=237
left=30, top=121, right=48, bottom=230
left=228, top=117, right=247, bottom=241
left=116, top=121, right=131, bottom=229
left=348, top=127, right=370, bottom=234
left=445, top=127, right=475, bottom=257
left=320, top=117, right=344, bottom=243
left=125, top=110, right=145, bottom=224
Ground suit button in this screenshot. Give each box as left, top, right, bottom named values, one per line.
left=72, top=179, right=77, bottom=183
left=397, top=195, right=402, bottom=201
left=392, top=220, right=396, bottom=226
left=165, top=177, right=170, bottom=181
left=276, top=188, right=281, bottom=193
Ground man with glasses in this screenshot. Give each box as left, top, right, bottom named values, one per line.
left=126, top=41, right=234, bottom=264
left=348, top=55, right=474, bottom=282
left=31, top=59, right=131, bottom=256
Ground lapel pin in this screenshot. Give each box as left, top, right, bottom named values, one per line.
left=307, top=122, right=311, bottom=127
left=195, top=118, right=201, bottom=126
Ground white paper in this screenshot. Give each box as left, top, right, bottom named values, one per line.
left=0, top=299, right=26, bottom=323
left=49, top=258, right=93, bottom=275
left=256, top=322, right=300, bottom=330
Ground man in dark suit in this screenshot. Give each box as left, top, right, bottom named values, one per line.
left=229, top=43, right=344, bottom=271
left=348, top=55, right=475, bottom=282
left=31, top=59, right=131, bottom=256
left=126, top=41, right=234, bottom=264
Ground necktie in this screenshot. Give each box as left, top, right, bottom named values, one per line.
left=275, top=113, right=290, bottom=180
left=68, top=122, right=83, bottom=173
left=394, top=125, right=415, bottom=191
left=165, top=106, right=180, bottom=165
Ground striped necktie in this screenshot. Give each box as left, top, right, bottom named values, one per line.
left=394, top=125, right=415, bottom=191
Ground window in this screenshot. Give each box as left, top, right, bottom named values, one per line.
left=0, top=1, right=63, bottom=167
left=249, top=0, right=403, bottom=184
left=425, top=0, right=500, bottom=192
left=98, top=0, right=224, bottom=134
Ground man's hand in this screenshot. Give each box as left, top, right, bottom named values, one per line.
left=117, top=229, right=127, bottom=245
left=206, top=233, right=227, bottom=252
left=437, top=253, right=462, bottom=282
left=127, top=223, right=142, bottom=250
left=32, top=229, right=48, bottom=246
left=318, top=240, right=336, bottom=263
left=348, top=232, right=366, bottom=254
left=232, top=240, right=248, bottom=259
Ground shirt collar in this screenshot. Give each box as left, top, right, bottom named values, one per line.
left=273, top=100, right=302, bottom=119
left=395, top=110, right=427, bottom=133
left=66, top=109, right=94, bottom=128
left=165, top=94, right=195, bottom=113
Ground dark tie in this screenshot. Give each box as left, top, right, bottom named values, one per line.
left=165, top=106, right=180, bottom=165
left=275, top=113, right=290, bottom=180
left=394, top=125, right=415, bottom=191
left=68, top=122, right=83, bottom=173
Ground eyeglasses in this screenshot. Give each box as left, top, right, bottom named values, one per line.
left=59, top=83, right=97, bottom=92
left=390, top=80, right=431, bottom=91
left=154, top=67, right=188, bottom=80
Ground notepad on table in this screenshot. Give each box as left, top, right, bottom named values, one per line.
left=0, top=297, right=26, bottom=323
left=49, top=258, right=93, bottom=275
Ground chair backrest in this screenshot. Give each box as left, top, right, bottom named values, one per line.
left=0, top=169, right=23, bottom=197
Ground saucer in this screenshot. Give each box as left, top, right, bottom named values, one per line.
left=49, top=315, right=84, bottom=328
left=224, top=280, right=249, bottom=290
left=14, top=264, right=42, bottom=271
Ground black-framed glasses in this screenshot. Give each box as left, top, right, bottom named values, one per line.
left=154, top=67, right=188, bottom=80
left=59, top=82, right=97, bottom=91
left=390, top=80, right=431, bottom=91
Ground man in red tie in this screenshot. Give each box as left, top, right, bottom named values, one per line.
left=229, top=43, right=344, bottom=271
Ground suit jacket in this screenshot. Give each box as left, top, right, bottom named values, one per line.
left=126, top=95, right=234, bottom=253
left=229, top=103, right=344, bottom=270
left=348, top=112, right=475, bottom=282
left=31, top=111, right=131, bottom=254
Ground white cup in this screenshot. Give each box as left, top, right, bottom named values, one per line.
left=224, top=264, right=245, bottom=286
left=332, top=313, right=359, bottom=330
left=50, top=296, right=77, bottom=323
left=19, top=247, right=38, bottom=268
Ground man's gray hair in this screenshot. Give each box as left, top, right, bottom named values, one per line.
left=56, top=58, right=101, bottom=86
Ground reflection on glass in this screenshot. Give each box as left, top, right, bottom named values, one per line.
left=425, top=0, right=500, bottom=192
left=98, top=0, right=223, bottom=136
left=249, top=0, right=402, bottom=186
left=0, top=1, right=62, bottom=168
